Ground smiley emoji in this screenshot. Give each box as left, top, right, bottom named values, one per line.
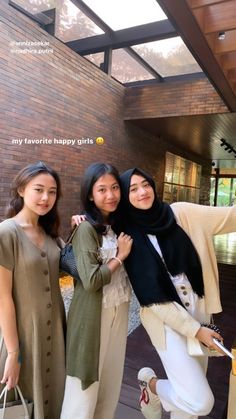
left=96, top=137, right=105, bottom=145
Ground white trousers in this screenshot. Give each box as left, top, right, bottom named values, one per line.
left=60, top=302, right=129, bottom=419
left=155, top=326, right=214, bottom=419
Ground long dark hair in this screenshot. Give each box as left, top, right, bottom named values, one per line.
left=6, top=161, right=61, bottom=238
left=80, top=162, right=121, bottom=234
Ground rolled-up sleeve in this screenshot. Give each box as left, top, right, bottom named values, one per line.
left=150, top=301, right=201, bottom=338
left=72, top=221, right=111, bottom=292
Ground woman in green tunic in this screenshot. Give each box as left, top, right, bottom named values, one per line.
left=0, top=161, right=66, bottom=419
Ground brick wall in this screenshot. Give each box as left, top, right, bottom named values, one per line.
left=0, top=1, right=213, bottom=236
left=124, top=78, right=228, bottom=119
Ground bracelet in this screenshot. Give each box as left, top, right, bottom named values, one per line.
left=8, top=348, right=19, bottom=355
left=112, top=256, right=122, bottom=266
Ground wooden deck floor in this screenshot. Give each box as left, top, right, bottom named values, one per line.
left=115, top=233, right=236, bottom=419
left=214, top=233, right=236, bottom=265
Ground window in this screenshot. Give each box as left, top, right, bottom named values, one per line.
left=163, top=152, right=201, bottom=203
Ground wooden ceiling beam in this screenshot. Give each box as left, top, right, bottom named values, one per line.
left=218, top=51, right=236, bottom=70
left=187, top=0, right=229, bottom=9
left=206, top=30, right=236, bottom=54
left=227, top=68, right=236, bottom=81
left=157, top=0, right=236, bottom=110
left=193, top=1, right=236, bottom=34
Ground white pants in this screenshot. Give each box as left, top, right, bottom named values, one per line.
left=60, top=302, right=129, bottom=419
left=155, top=326, right=214, bottom=419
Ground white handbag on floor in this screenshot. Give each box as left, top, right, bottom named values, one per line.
left=0, top=384, right=33, bottom=419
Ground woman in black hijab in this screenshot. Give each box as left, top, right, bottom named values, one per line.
left=119, top=167, right=234, bottom=419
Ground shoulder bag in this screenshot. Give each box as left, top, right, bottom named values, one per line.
left=59, top=226, right=81, bottom=281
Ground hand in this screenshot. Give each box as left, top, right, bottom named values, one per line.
left=116, top=232, right=133, bottom=261
left=71, top=214, right=86, bottom=228
left=195, top=326, right=225, bottom=355
left=1, top=352, right=21, bottom=390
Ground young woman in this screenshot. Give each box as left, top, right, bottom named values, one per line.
left=0, top=161, right=66, bottom=419
left=60, top=163, right=133, bottom=419
left=119, top=167, right=236, bottom=419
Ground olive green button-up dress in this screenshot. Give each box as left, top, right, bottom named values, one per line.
left=0, top=219, right=66, bottom=419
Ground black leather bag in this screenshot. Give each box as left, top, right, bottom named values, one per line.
left=59, top=226, right=81, bottom=281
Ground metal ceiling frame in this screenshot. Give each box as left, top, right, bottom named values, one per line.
left=65, top=20, right=177, bottom=55
left=9, top=0, right=236, bottom=110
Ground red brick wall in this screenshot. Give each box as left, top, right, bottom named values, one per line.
left=0, top=2, right=213, bottom=236
left=124, top=79, right=228, bottom=119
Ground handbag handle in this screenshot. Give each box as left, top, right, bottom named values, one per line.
left=65, top=225, right=79, bottom=244
left=0, top=385, right=30, bottom=419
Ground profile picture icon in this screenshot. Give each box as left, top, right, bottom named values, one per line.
left=96, top=137, right=105, bottom=145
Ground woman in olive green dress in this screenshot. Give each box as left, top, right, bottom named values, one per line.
left=0, top=161, right=66, bottom=419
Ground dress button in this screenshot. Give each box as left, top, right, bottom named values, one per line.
left=45, top=287, right=50, bottom=292
left=41, top=251, right=46, bottom=257
left=47, top=336, right=51, bottom=341
left=45, top=384, right=50, bottom=389
left=44, top=400, right=49, bottom=405
left=47, top=352, right=51, bottom=357
left=183, top=291, right=187, bottom=295
left=46, top=368, right=50, bottom=373
left=47, top=303, right=52, bottom=309
left=47, top=320, right=51, bottom=326
left=181, top=286, right=185, bottom=290
left=44, top=270, right=49, bottom=275
left=185, top=302, right=190, bottom=307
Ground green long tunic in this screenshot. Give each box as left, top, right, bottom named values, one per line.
left=66, top=221, right=111, bottom=390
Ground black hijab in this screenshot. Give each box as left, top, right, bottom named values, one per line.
left=119, top=168, right=204, bottom=307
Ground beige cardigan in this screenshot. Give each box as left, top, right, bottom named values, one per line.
left=140, top=202, right=236, bottom=351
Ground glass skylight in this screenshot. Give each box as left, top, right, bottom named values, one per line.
left=82, top=0, right=167, bottom=30
left=55, top=0, right=104, bottom=43
left=133, top=37, right=202, bottom=77
left=112, top=49, right=155, bottom=83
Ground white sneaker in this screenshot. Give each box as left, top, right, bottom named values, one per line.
left=138, top=367, right=162, bottom=419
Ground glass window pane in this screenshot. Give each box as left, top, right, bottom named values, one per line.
left=164, top=152, right=201, bottom=204
left=11, top=0, right=55, bottom=14
left=196, top=165, right=202, bottom=188
left=163, top=183, right=173, bottom=203
left=179, top=160, right=186, bottom=185
left=210, top=177, right=216, bottom=206
left=133, top=37, right=202, bottom=77
left=55, top=0, right=104, bottom=43
left=232, top=179, right=236, bottom=206
left=179, top=186, right=186, bottom=201
left=185, top=160, right=192, bottom=185
left=84, top=52, right=104, bottom=68
left=172, top=155, right=180, bottom=184
left=82, top=0, right=167, bottom=30
left=164, top=152, right=174, bottom=183
left=112, top=49, right=155, bottom=83
left=217, top=178, right=231, bottom=206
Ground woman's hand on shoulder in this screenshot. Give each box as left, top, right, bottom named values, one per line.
left=71, top=214, right=86, bottom=228
left=116, top=232, right=133, bottom=262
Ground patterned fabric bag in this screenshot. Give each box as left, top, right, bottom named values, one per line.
left=59, top=226, right=80, bottom=281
